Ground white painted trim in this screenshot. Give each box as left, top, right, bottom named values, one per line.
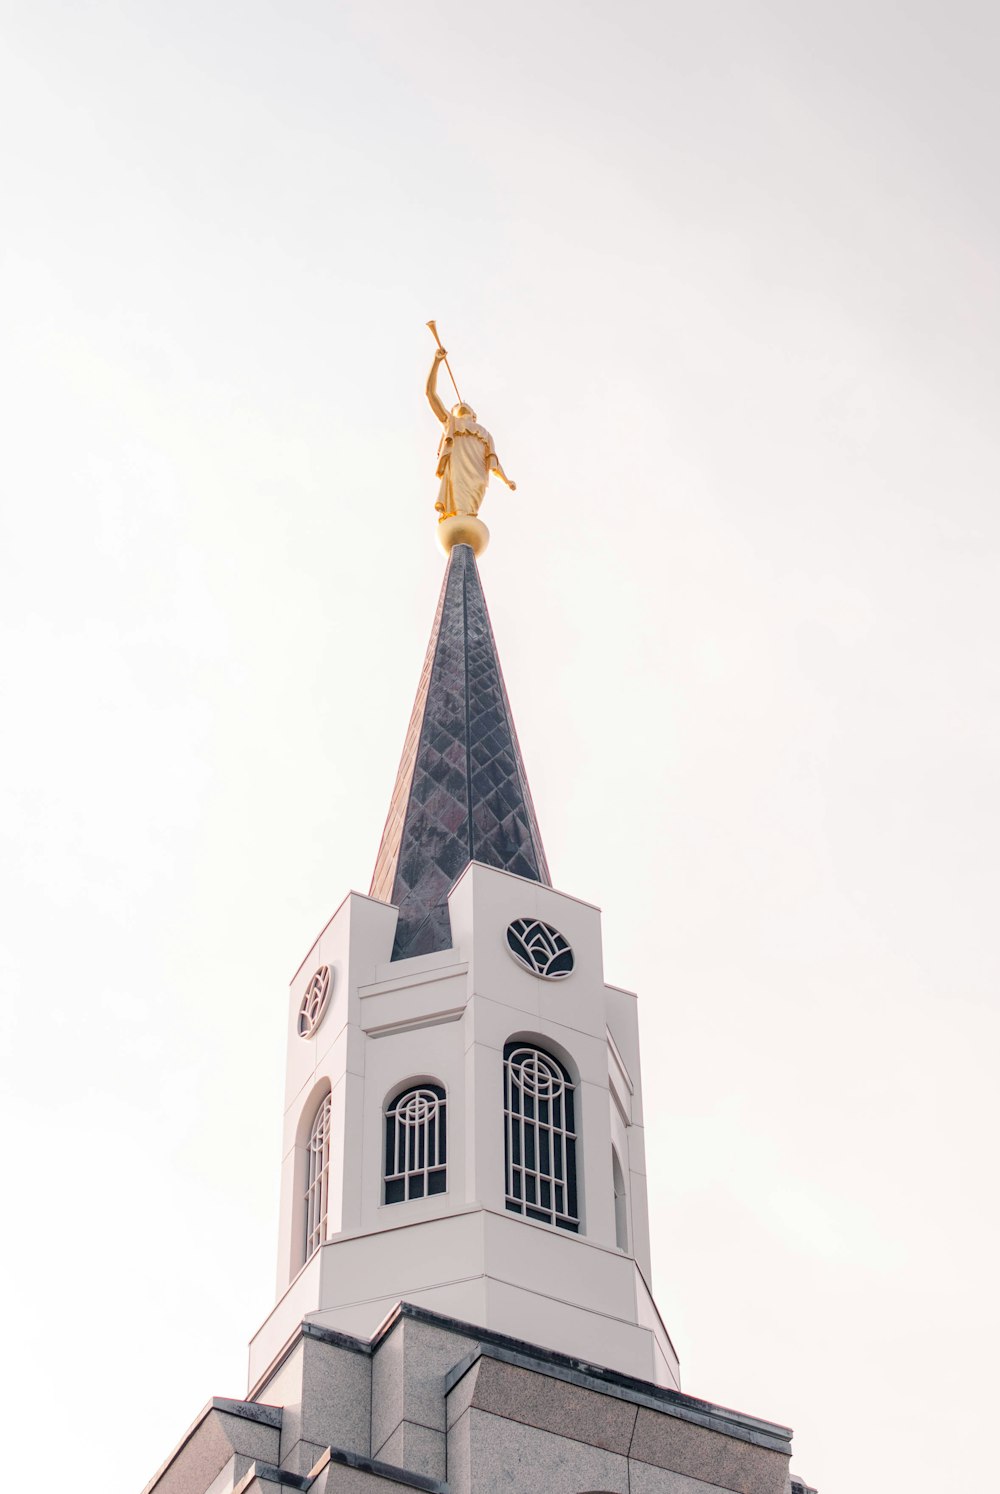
left=606, top=1027, right=634, bottom=1095
left=359, top=962, right=469, bottom=999
left=364, top=1010, right=466, bottom=1039
left=609, top=1080, right=631, bottom=1130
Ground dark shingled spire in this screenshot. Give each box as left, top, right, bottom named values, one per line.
left=370, top=544, right=551, bottom=961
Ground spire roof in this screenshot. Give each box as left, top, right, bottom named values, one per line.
left=370, top=543, right=551, bottom=960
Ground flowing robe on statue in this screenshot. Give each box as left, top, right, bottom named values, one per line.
left=435, top=413, right=498, bottom=518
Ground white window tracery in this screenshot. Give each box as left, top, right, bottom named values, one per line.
left=506, top=918, right=575, bottom=979
left=504, top=1043, right=578, bottom=1231
left=304, top=1091, right=331, bottom=1260
left=384, top=1084, right=447, bottom=1204
left=297, top=964, right=332, bottom=1039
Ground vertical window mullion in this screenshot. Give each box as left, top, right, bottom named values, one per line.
left=423, top=1107, right=430, bottom=1196
left=305, top=1092, right=331, bottom=1261
left=506, top=1064, right=515, bottom=1203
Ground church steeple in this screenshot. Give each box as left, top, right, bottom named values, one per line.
left=370, top=542, right=551, bottom=961
left=141, top=328, right=818, bottom=1494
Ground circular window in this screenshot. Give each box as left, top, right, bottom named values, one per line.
left=505, top=918, right=574, bottom=980
left=298, top=965, right=333, bottom=1038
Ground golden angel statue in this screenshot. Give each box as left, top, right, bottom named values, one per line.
left=426, top=345, right=516, bottom=522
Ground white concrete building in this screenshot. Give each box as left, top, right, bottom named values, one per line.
left=143, top=542, right=817, bottom=1494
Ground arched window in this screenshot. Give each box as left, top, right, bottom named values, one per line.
left=504, top=1043, right=578, bottom=1232
left=612, top=1146, right=628, bottom=1252
left=304, top=1091, right=331, bottom=1260
left=384, top=1084, right=447, bottom=1204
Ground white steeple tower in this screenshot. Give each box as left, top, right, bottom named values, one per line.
left=255, top=542, right=678, bottom=1392
left=142, top=530, right=816, bottom=1494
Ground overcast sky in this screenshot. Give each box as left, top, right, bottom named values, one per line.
left=2, top=3, right=998, bottom=1491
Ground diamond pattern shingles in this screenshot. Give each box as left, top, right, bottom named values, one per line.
left=369, top=544, right=551, bottom=961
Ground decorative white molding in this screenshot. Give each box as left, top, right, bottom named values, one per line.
left=305, top=1093, right=332, bottom=1259
left=298, top=965, right=333, bottom=1039
left=605, top=1027, right=634, bottom=1094
left=505, top=918, right=575, bottom=980
left=606, top=1026, right=634, bottom=1125
left=363, top=1006, right=466, bottom=1040
left=359, top=962, right=469, bottom=1000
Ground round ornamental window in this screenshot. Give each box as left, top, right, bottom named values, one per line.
left=297, top=965, right=333, bottom=1038
left=505, top=918, right=575, bottom=980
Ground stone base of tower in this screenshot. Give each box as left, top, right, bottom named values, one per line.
left=145, top=1303, right=814, bottom=1494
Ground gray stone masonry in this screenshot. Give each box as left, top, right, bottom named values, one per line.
left=141, top=1399, right=281, bottom=1494
left=144, top=1303, right=816, bottom=1494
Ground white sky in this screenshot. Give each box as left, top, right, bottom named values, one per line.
left=1, top=3, right=997, bottom=1491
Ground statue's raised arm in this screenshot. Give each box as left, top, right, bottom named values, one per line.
left=425, top=347, right=449, bottom=425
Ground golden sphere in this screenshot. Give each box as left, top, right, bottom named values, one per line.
left=437, top=514, right=490, bottom=557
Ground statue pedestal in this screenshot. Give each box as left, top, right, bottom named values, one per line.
left=437, top=514, right=489, bottom=557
